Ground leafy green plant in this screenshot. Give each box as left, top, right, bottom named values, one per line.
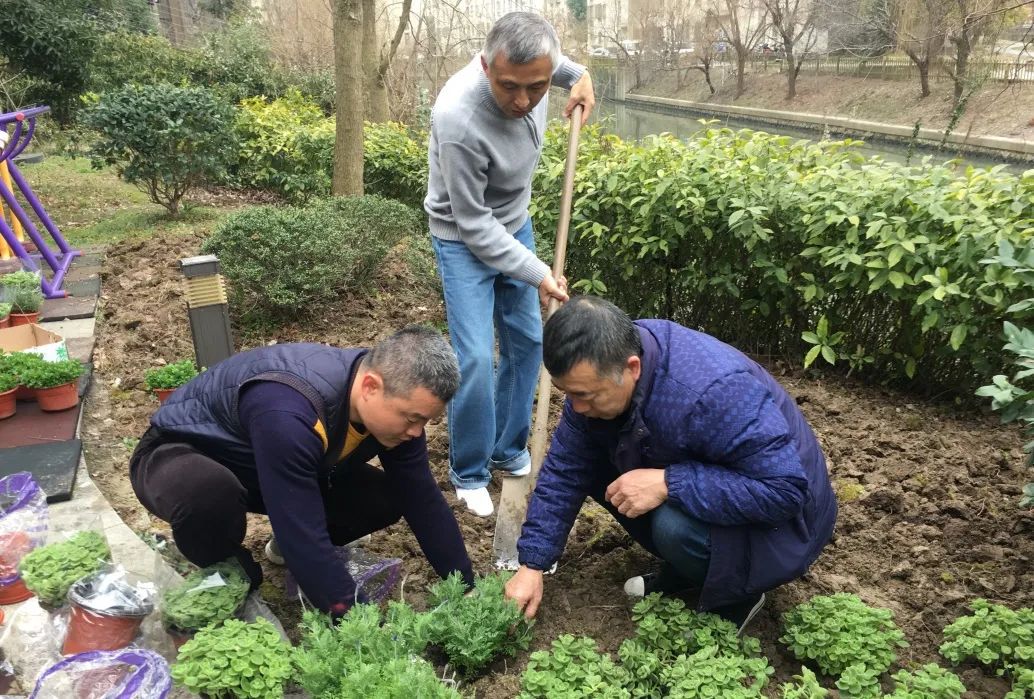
left=145, top=360, right=199, bottom=391
left=9, top=287, right=43, bottom=314
left=0, top=270, right=41, bottom=291
left=886, top=664, right=966, bottom=698
left=19, top=358, right=84, bottom=389
left=835, top=663, right=883, bottom=699
left=84, top=83, right=237, bottom=216
left=426, top=572, right=533, bottom=677
left=89, top=30, right=204, bottom=94
left=630, top=593, right=761, bottom=660
left=0, top=302, right=11, bottom=318
left=780, top=666, right=829, bottom=698
left=363, top=122, right=429, bottom=209
left=1, top=352, right=45, bottom=386
left=781, top=593, right=908, bottom=676
left=202, top=196, right=421, bottom=322
left=940, top=598, right=1034, bottom=698
left=161, top=561, right=249, bottom=631
left=0, top=368, right=17, bottom=393
left=17, top=531, right=111, bottom=607
left=519, top=635, right=631, bottom=699
left=1, top=271, right=43, bottom=314
left=294, top=605, right=456, bottom=698
left=171, top=618, right=292, bottom=699
left=802, top=315, right=845, bottom=368
left=661, top=646, right=773, bottom=698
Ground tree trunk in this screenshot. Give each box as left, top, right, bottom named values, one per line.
left=952, top=35, right=970, bottom=107
left=783, top=38, right=797, bottom=100
left=333, top=0, right=365, bottom=196
left=735, top=48, right=747, bottom=98
left=903, top=48, right=932, bottom=98
left=361, top=0, right=389, bottom=122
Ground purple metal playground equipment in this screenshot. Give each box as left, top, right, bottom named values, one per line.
left=0, top=106, right=80, bottom=299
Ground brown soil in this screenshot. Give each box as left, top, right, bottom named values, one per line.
left=81, top=228, right=1033, bottom=697
left=641, top=69, right=1034, bottom=140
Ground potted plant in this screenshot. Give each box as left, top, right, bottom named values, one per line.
left=171, top=618, right=293, bottom=699
left=4, top=351, right=44, bottom=402
left=20, top=358, right=84, bottom=411
left=145, top=360, right=198, bottom=405
left=18, top=530, right=111, bottom=609
left=161, top=561, right=249, bottom=649
left=0, top=364, right=16, bottom=420
left=1, top=270, right=43, bottom=326
left=62, top=567, right=156, bottom=655
left=0, top=302, right=10, bottom=329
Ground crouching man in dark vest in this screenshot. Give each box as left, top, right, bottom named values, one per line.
left=130, top=326, right=474, bottom=617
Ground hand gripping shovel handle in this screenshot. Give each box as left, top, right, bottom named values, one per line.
left=493, top=105, right=583, bottom=570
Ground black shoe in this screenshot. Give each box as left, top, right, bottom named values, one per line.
left=712, top=592, right=766, bottom=636
left=624, top=564, right=697, bottom=598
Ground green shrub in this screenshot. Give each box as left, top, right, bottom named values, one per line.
left=0, top=302, right=9, bottom=319
left=835, top=663, right=883, bottom=699
left=520, top=635, right=631, bottom=699
left=940, top=598, right=1034, bottom=697
left=781, top=593, right=908, bottom=676
left=18, top=530, right=111, bottom=607
left=425, top=572, right=533, bottom=677
left=0, top=369, right=17, bottom=393
left=278, top=66, right=336, bottom=114
left=234, top=91, right=334, bottom=200
left=19, top=358, right=84, bottom=389
left=0, top=270, right=42, bottom=290
left=887, top=664, right=966, bottom=699
left=202, top=195, right=421, bottom=321
left=171, top=618, right=292, bottom=699
left=145, top=360, right=198, bottom=391
left=363, top=122, right=429, bottom=209
left=84, top=83, right=237, bottom=216
left=780, top=666, right=829, bottom=698
left=1, top=352, right=45, bottom=386
left=661, top=646, right=772, bottom=698
left=161, top=561, right=249, bottom=631
left=195, top=22, right=278, bottom=104
left=294, top=605, right=457, bottom=698
left=89, top=31, right=204, bottom=94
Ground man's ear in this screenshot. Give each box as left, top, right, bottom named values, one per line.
left=480, top=54, right=490, bottom=73
left=360, top=371, right=384, bottom=398
left=627, top=355, right=642, bottom=383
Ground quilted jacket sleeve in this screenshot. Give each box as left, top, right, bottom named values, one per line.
left=664, top=370, right=809, bottom=526
left=517, top=401, right=605, bottom=570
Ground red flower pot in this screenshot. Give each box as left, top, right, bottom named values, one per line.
left=0, top=314, right=9, bottom=329
left=154, top=388, right=175, bottom=404
left=63, top=603, right=150, bottom=655
left=35, top=381, right=78, bottom=412
left=9, top=312, right=39, bottom=327
left=0, top=388, right=14, bottom=419
left=0, top=576, right=33, bottom=605
left=0, top=531, right=33, bottom=577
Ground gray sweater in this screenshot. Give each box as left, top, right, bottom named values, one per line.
left=424, top=56, right=586, bottom=287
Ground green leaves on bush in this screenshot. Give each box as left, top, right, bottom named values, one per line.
left=631, top=593, right=761, bottom=660
left=363, top=122, right=429, bottom=209
left=161, top=561, right=249, bottom=631
left=661, top=646, right=773, bottom=698
left=89, top=30, right=204, bottom=95
left=780, top=666, right=829, bottom=698
left=886, top=664, right=966, bottom=699
left=85, top=84, right=237, bottom=216
left=234, top=91, right=334, bottom=201
left=1, top=271, right=43, bottom=313
left=202, top=195, right=422, bottom=321
left=18, top=530, right=110, bottom=607
left=426, top=572, right=533, bottom=677
left=145, top=360, right=198, bottom=391
left=19, top=358, right=84, bottom=389
left=172, top=618, right=293, bottom=699
left=781, top=593, right=908, bottom=676
left=939, top=598, right=1034, bottom=698
left=294, top=605, right=456, bottom=699
left=520, top=635, right=631, bottom=699
left=0, top=352, right=44, bottom=388
left=835, top=662, right=883, bottom=699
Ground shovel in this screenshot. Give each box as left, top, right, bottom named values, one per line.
left=493, top=104, right=583, bottom=570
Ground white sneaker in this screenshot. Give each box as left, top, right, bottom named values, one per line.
left=264, top=537, right=285, bottom=565
left=505, top=462, right=531, bottom=477
left=455, top=486, right=494, bottom=517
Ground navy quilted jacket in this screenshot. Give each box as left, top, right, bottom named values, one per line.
left=517, top=320, right=837, bottom=609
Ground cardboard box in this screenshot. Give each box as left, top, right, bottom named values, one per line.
left=0, top=323, right=69, bottom=362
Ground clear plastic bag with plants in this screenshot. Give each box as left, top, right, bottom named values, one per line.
left=18, top=529, right=112, bottom=609
left=62, top=565, right=157, bottom=655
left=284, top=543, right=402, bottom=605
left=29, top=647, right=172, bottom=699
left=158, top=559, right=250, bottom=648
left=0, top=471, right=49, bottom=604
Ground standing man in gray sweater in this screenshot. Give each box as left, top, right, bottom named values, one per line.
left=425, top=12, right=595, bottom=517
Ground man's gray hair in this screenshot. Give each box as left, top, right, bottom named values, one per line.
left=483, top=12, right=561, bottom=69
left=365, top=325, right=460, bottom=402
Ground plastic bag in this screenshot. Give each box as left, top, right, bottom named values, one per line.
left=158, top=559, right=249, bottom=642
left=0, top=472, right=49, bottom=604
left=285, top=544, right=402, bottom=604
left=0, top=598, right=62, bottom=687
left=30, top=648, right=171, bottom=699
left=62, top=565, right=156, bottom=656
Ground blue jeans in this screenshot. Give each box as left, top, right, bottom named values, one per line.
left=431, top=219, right=542, bottom=489
left=591, top=481, right=711, bottom=586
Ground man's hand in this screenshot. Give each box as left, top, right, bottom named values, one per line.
left=564, top=72, right=595, bottom=126
left=505, top=565, right=545, bottom=619
left=538, top=271, right=569, bottom=307
left=605, top=469, right=668, bottom=518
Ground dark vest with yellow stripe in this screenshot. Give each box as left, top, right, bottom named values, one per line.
left=150, top=344, right=365, bottom=473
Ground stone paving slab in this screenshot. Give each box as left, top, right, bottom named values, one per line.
left=0, top=439, right=80, bottom=502
left=64, top=265, right=101, bottom=283
left=38, top=317, right=95, bottom=341
left=65, top=337, right=95, bottom=364
left=63, top=277, right=101, bottom=298
left=39, top=295, right=96, bottom=322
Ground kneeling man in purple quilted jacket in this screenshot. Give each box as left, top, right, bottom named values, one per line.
left=505, top=296, right=837, bottom=634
